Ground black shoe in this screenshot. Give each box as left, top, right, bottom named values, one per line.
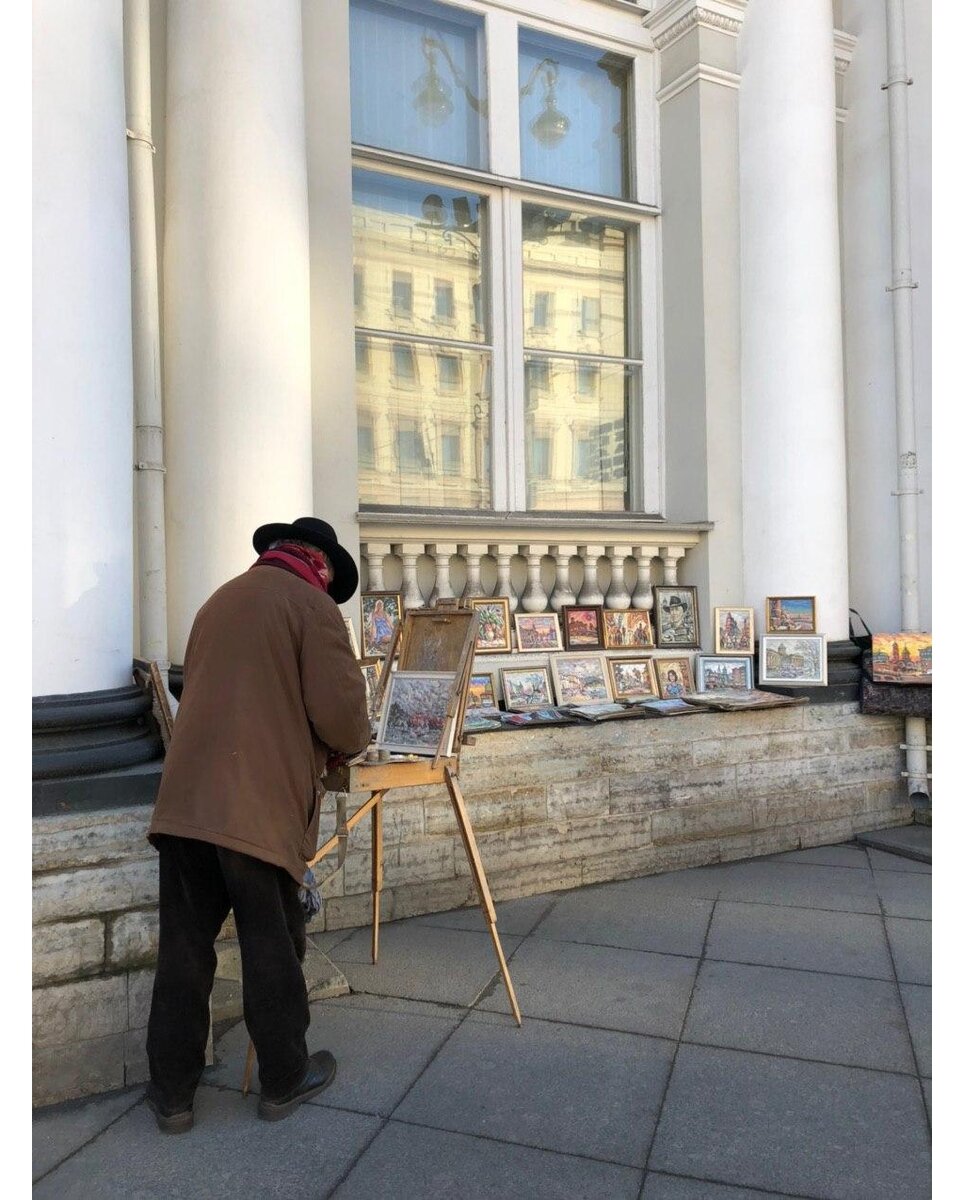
left=257, top=1050, right=337, bottom=1122
left=145, top=1092, right=195, bottom=1135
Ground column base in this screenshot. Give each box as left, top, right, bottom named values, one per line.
left=33, top=684, right=162, bottom=781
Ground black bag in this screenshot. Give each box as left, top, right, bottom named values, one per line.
left=851, top=611, right=931, bottom=718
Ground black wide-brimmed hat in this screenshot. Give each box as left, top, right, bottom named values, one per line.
left=252, top=517, right=359, bottom=604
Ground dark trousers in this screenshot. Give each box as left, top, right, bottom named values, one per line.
left=146, top=834, right=309, bottom=1111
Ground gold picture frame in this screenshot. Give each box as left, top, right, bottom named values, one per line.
left=713, top=607, right=755, bottom=655
left=765, top=596, right=817, bottom=634
left=471, top=597, right=512, bottom=654
left=607, top=656, right=659, bottom=701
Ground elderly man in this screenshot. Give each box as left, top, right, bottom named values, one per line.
left=144, top=518, right=371, bottom=1132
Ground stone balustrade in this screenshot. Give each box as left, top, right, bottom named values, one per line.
left=357, top=514, right=710, bottom=612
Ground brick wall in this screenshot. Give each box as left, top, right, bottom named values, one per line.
left=32, top=702, right=911, bottom=1106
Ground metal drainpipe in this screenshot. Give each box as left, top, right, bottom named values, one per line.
left=883, top=0, right=927, bottom=800
left=124, top=0, right=176, bottom=714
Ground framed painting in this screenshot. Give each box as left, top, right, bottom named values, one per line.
left=361, top=591, right=403, bottom=658
left=561, top=605, right=604, bottom=650
left=765, top=596, right=817, bottom=634
left=514, top=612, right=563, bottom=652
left=695, top=655, right=753, bottom=691
left=713, top=607, right=755, bottom=655
left=375, top=671, right=456, bottom=756
left=759, top=634, right=827, bottom=686
left=607, top=656, right=659, bottom=701
left=343, top=615, right=361, bottom=658
left=653, top=587, right=700, bottom=649
left=550, top=653, right=613, bottom=706
left=499, top=666, right=555, bottom=712
left=654, top=656, right=695, bottom=699
left=602, top=609, right=654, bottom=650
left=471, top=597, right=512, bottom=654
left=359, top=657, right=383, bottom=717
left=870, top=634, right=932, bottom=684
left=466, top=671, right=498, bottom=711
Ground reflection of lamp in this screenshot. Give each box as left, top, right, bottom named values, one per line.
left=413, top=33, right=488, bottom=126
left=520, top=58, right=570, bottom=148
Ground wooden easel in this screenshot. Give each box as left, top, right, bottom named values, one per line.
left=241, top=600, right=522, bottom=1095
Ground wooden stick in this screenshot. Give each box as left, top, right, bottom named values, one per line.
left=242, top=1039, right=256, bottom=1096
left=371, top=795, right=383, bottom=964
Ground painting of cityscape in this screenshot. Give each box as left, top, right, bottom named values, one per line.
left=871, top=634, right=932, bottom=684
left=500, top=666, right=554, bottom=712
left=514, top=612, right=563, bottom=652
left=466, top=672, right=498, bottom=710
left=376, top=671, right=456, bottom=756
left=713, top=607, right=754, bottom=654
left=550, top=654, right=613, bottom=705
left=759, top=635, right=827, bottom=686
left=766, top=596, right=817, bottom=633
left=602, top=609, right=654, bottom=649
left=696, top=655, right=753, bottom=691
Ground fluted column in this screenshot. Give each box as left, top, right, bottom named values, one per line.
left=163, top=0, right=313, bottom=659
left=739, top=0, right=850, bottom=639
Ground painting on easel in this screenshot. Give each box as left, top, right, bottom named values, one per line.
left=376, top=672, right=456, bottom=756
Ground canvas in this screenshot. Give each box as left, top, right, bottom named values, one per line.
left=500, top=666, right=554, bottom=711
left=696, top=655, right=753, bottom=691
left=654, top=656, right=695, bottom=699
left=713, top=606, right=754, bottom=654
left=550, top=653, right=613, bottom=705
left=344, top=615, right=361, bottom=658
left=361, top=591, right=403, bottom=657
left=376, top=671, right=456, bottom=755
left=561, top=605, right=604, bottom=650
left=514, top=611, right=563, bottom=652
left=653, top=586, right=700, bottom=648
left=471, top=598, right=512, bottom=654
left=870, top=633, right=932, bottom=684
left=602, top=609, right=654, bottom=649
left=766, top=596, right=817, bottom=633
left=607, top=656, right=658, bottom=700
left=759, top=634, right=827, bottom=686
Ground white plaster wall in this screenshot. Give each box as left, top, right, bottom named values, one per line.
left=33, top=0, right=135, bottom=696
left=841, top=0, right=931, bottom=632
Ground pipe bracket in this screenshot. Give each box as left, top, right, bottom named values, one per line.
left=881, top=76, right=913, bottom=90
left=134, top=461, right=167, bottom=473
left=126, top=128, right=156, bottom=153
left=885, top=281, right=919, bottom=292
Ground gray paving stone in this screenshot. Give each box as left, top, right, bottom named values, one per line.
left=209, top=995, right=462, bottom=1114
left=763, top=844, right=868, bottom=869
left=683, top=960, right=915, bottom=1072
left=477, top=937, right=698, bottom=1038
left=327, top=922, right=522, bottom=1006
left=900, top=983, right=931, bottom=1077
left=866, top=848, right=930, bottom=874
left=394, top=1013, right=673, bottom=1166
left=33, top=1088, right=142, bottom=1182
left=332, top=1121, right=643, bottom=1199
left=886, top=917, right=931, bottom=984
left=398, top=893, right=557, bottom=936
left=317, top=992, right=467, bottom=1022
left=32, top=1085, right=379, bottom=1200
left=874, top=871, right=931, bottom=919
left=649, top=1044, right=931, bottom=1200
left=597, top=866, right=726, bottom=901
left=856, top=824, right=931, bottom=863
left=922, top=1078, right=931, bottom=1122
left=642, top=1173, right=794, bottom=1199
left=531, top=883, right=714, bottom=957
left=712, top=861, right=879, bottom=913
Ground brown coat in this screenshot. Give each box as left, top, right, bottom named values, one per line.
left=149, top=566, right=371, bottom=883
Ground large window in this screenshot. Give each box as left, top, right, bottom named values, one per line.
left=349, top=0, right=655, bottom=514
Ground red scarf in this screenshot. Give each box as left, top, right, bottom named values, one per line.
left=252, top=542, right=332, bottom=593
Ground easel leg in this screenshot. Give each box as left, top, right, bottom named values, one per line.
left=242, top=1039, right=256, bottom=1097
left=371, top=794, right=383, bottom=964
left=444, top=768, right=522, bottom=1026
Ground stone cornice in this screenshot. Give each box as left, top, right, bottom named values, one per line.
left=834, top=29, right=857, bottom=75
left=645, top=0, right=747, bottom=51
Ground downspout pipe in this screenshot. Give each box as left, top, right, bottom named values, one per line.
left=883, top=0, right=928, bottom=800
left=124, top=0, right=176, bottom=712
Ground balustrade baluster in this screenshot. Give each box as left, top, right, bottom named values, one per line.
left=399, top=547, right=423, bottom=611
left=632, top=547, right=655, bottom=611
left=495, top=551, right=517, bottom=611
left=549, top=544, right=577, bottom=611
left=606, top=546, right=631, bottom=610
left=365, top=541, right=390, bottom=593
left=577, top=544, right=605, bottom=606
left=520, top=544, right=549, bottom=612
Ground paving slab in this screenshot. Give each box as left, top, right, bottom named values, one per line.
left=885, top=917, right=931, bottom=985
left=331, top=1121, right=643, bottom=1200
left=899, top=983, right=931, bottom=1077
left=649, top=1044, right=931, bottom=1200
left=873, top=871, right=931, bottom=920
left=209, top=995, right=463, bottom=1114
left=922, top=1078, right=931, bottom=1122
left=706, top=901, right=894, bottom=979
left=32, top=1085, right=380, bottom=1200
left=856, top=824, right=931, bottom=863
left=712, top=861, right=879, bottom=913
left=394, top=1013, right=673, bottom=1166
left=33, top=1087, right=142, bottom=1183
left=683, top=960, right=915, bottom=1073
left=763, top=844, right=868, bottom=869
left=399, top=893, right=557, bottom=936
left=596, top=866, right=726, bottom=901
left=477, top=937, right=698, bottom=1039
left=531, top=884, right=714, bottom=957
left=642, top=1173, right=795, bottom=1199
left=866, top=848, right=930, bottom=874
left=327, top=922, right=522, bottom=1006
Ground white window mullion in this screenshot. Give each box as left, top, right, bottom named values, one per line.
left=632, top=49, right=658, bottom=208
left=503, top=193, right=527, bottom=511
left=485, top=8, right=521, bottom=178
left=487, top=189, right=509, bottom=511
left=639, top=216, right=662, bottom=515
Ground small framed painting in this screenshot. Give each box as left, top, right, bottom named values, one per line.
left=765, top=596, right=817, bottom=634
left=471, top=597, right=512, bottom=654
left=361, top=592, right=403, bottom=657
left=514, top=612, right=563, bottom=652
left=376, top=671, right=456, bottom=756
left=466, top=672, right=498, bottom=711
left=759, top=635, right=827, bottom=687
left=870, top=634, right=932, bottom=684
left=653, top=587, right=700, bottom=649
left=696, top=655, right=753, bottom=691
left=607, top=656, right=659, bottom=701
left=561, top=605, right=604, bottom=650
left=713, top=607, right=755, bottom=655
left=359, top=657, right=383, bottom=717
left=500, top=666, right=555, bottom=712
left=654, top=657, right=695, bottom=699
left=343, top=615, right=361, bottom=658
left=602, top=609, right=654, bottom=650
left=550, top=653, right=613, bottom=706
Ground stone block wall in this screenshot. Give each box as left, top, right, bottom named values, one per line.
left=32, top=702, right=912, bottom=1105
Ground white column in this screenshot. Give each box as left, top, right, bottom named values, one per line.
left=163, top=0, right=313, bottom=659
left=739, top=0, right=850, bottom=639
left=33, top=0, right=134, bottom=696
